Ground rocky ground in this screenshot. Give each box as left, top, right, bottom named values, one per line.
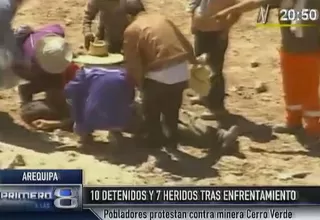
left=0, top=0, right=319, bottom=185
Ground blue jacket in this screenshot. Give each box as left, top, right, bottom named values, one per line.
left=64, top=67, right=135, bottom=134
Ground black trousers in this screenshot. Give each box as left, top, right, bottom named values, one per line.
left=194, top=30, right=228, bottom=111
left=141, top=79, right=186, bottom=148
left=17, top=69, right=63, bottom=104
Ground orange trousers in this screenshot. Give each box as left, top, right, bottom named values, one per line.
left=280, top=50, right=320, bottom=135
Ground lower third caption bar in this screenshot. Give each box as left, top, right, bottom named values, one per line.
left=100, top=208, right=294, bottom=219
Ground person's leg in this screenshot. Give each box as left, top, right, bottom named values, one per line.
left=202, top=31, right=229, bottom=119
left=18, top=73, right=63, bottom=104
left=300, top=52, right=320, bottom=139
left=141, top=79, right=163, bottom=148
left=162, top=82, right=186, bottom=148
left=107, top=34, right=123, bottom=54
left=193, top=30, right=208, bottom=57
left=273, top=50, right=303, bottom=133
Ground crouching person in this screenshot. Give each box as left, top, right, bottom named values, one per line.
left=13, top=24, right=79, bottom=105
left=15, top=24, right=80, bottom=130
left=121, top=0, right=201, bottom=148
left=64, top=66, right=135, bottom=145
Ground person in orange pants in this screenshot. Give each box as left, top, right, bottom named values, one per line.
left=209, top=0, right=320, bottom=142
left=280, top=51, right=320, bottom=136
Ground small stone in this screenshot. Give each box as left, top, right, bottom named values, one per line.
left=4, top=154, right=26, bottom=168
left=65, top=19, right=72, bottom=26
left=292, top=172, right=310, bottom=179
left=250, top=61, right=260, bottom=68
left=230, top=86, right=245, bottom=93
left=254, top=81, right=268, bottom=93
left=278, top=173, right=292, bottom=180
left=261, top=94, right=272, bottom=101
left=278, top=171, right=310, bottom=180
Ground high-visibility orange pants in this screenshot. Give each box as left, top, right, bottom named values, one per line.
left=280, top=50, right=320, bottom=135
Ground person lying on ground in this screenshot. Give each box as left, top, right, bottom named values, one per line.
left=188, top=0, right=241, bottom=120
left=64, top=66, right=136, bottom=145
left=13, top=24, right=80, bottom=130
left=212, top=0, right=320, bottom=145
left=83, top=0, right=129, bottom=53
left=179, top=111, right=240, bottom=150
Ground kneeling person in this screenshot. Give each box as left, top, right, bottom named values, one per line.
left=14, top=24, right=79, bottom=130
left=65, top=66, right=135, bottom=144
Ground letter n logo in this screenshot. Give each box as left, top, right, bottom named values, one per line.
left=256, top=5, right=271, bottom=24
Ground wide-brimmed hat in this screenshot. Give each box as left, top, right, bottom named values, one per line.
left=35, top=34, right=73, bottom=74
left=189, top=65, right=211, bottom=97
left=73, top=40, right=124, bottom=65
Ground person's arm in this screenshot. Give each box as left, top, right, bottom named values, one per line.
left=83, top=0, right=100, bottom=36
left=64, top=68, right=88, bottom=133
left=123, top=26, right=144, bottom=88
left=166, top=19, right=198, bottom=64
left=225, top=10, right=241, bottom=28
left=213, top=0, right=280, bottom=19
left=32, top=118, right=73, bottom=130
left=188, top=0, right=202, bottom=14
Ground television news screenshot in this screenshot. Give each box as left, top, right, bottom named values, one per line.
left=0, top=0, right=319, bottom=219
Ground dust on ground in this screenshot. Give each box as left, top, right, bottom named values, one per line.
left=0, top=0, right=319, bottom=185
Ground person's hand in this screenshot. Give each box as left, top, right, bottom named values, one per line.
left=95, top=28, right=104, bottom=40
left=211, top=9, right=232, bottom=21
left=31, top=119, right=53, bottom=130
left=84, top=32, right=95, bottom=50
left=196, top=54, right=208, bottom=65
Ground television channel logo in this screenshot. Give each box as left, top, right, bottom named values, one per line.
left=54, top=188, right=79, bottom=209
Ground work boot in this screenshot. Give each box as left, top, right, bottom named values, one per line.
left=273, top=124, right=303, bottom=134
left=217, top=125, right=240, bottom=149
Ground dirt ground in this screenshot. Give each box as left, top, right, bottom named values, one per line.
left=0, top=0, right=319, bottom=185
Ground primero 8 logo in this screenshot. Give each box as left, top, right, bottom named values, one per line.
left=54, top=188, right=78, bottom=209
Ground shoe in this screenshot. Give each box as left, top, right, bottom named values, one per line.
left=273, top=124, right=303, bottom=134
left=218, top=125, right=240, bottom=149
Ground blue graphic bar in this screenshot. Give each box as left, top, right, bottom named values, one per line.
left=0, top=185, right=82, bottom=211
left=0, top=170, right=82, bottom=184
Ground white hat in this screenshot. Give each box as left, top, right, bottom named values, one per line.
left=73, top=40, right=124, bottom=65
left=35, top=34, right=73, bottom=74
